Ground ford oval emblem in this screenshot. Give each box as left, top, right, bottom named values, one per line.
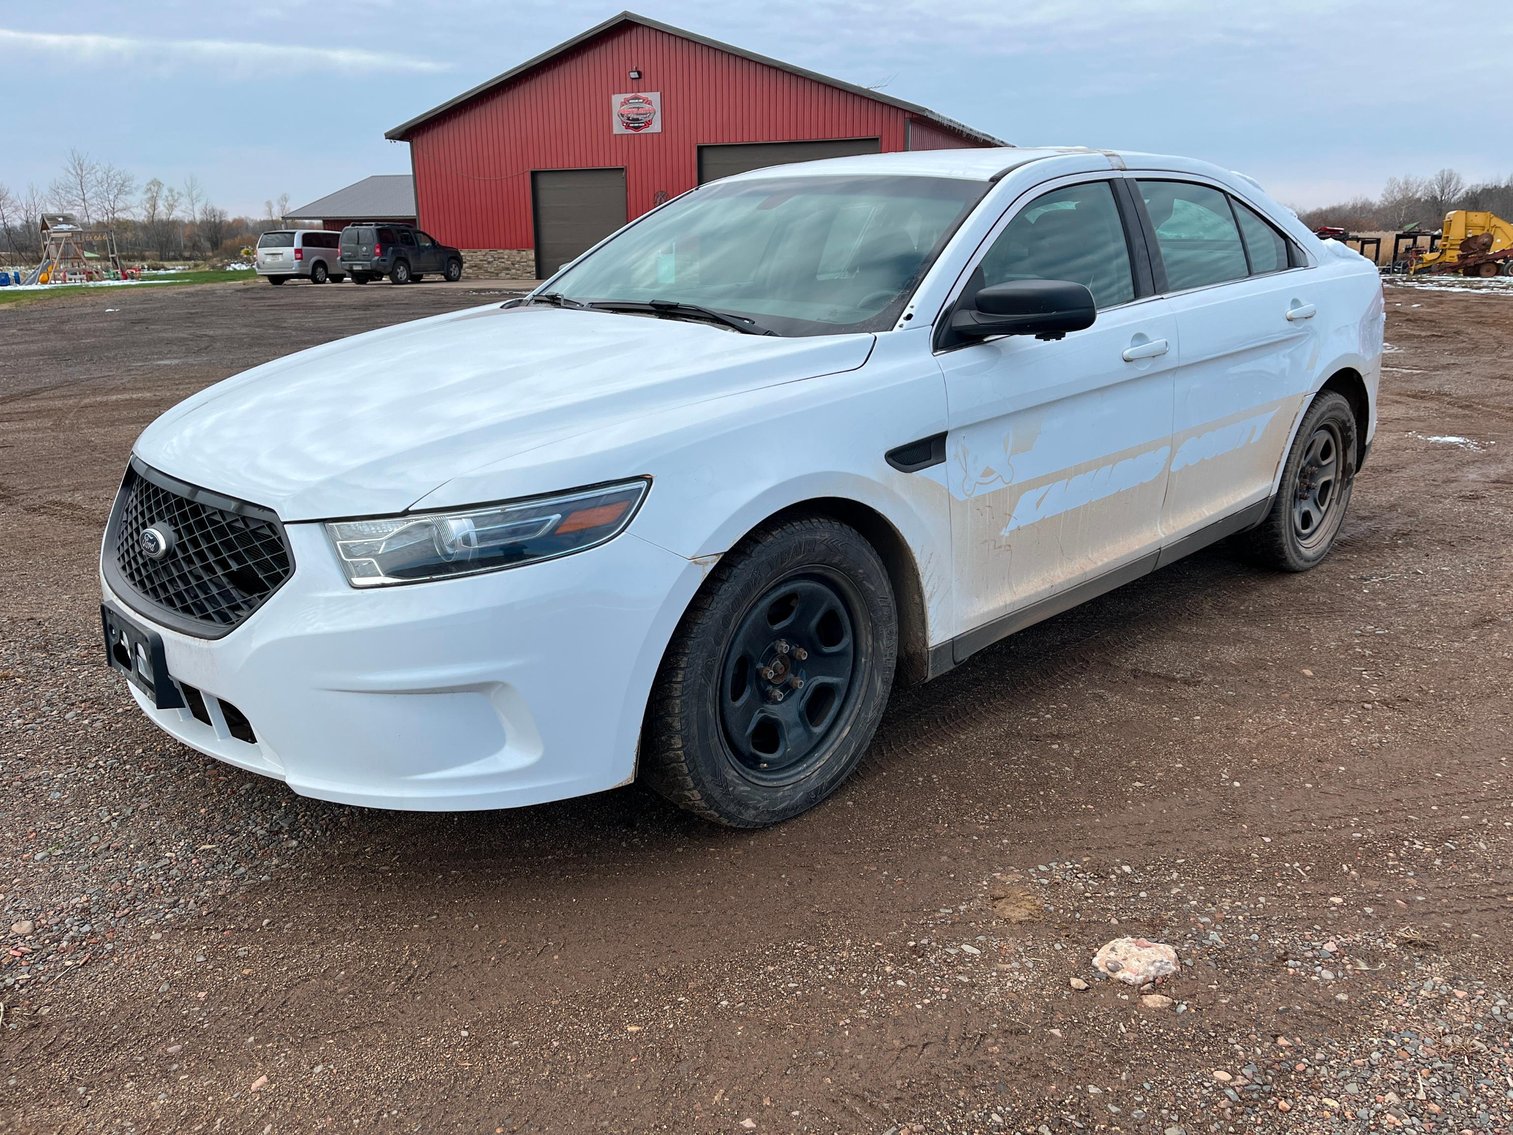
left=141, top=525, right=174, bottom=560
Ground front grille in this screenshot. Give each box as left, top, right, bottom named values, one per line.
left=106, top=461, right=293, bottom=637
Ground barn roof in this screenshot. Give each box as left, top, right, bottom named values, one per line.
left=287, top=175, right=416, bottom=221
left=385, top=11, right=1007, bottom=147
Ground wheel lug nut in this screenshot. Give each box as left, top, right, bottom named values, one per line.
left=775, top=640, right=790, bottom=654
left=768, top=689, right=785, bottom=702
left=793, top=647, right=808, bottom=661
left=790, top=677, right=804, bottom=690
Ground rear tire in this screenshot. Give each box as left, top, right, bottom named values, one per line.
left=642, top=517, right=897, bottom=827
left=390, top=260, right=411, bottom=285
left=1243, top=390, right=1357, bottom=572
left=310, top=262, right=329, bottom=284
left=444, top=257, right=463, bottom=282
left=266, top=276, right=287, bottom=286
left=1503, top=261, right=1513, bottom=278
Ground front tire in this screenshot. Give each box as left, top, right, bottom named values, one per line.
left=444, top=257, right=463, bottom=282
left=390, top=259, right=411, bottom=285
left=642, top=517, right=897, bottom=827
left=1244, top=390, right=1357, bottom=572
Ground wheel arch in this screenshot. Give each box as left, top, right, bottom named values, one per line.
left=755, top=496, right=933, bottom=687
left=1317, top=366, right=1370, bottom=466
left=654, top=494, right=934, bottom=690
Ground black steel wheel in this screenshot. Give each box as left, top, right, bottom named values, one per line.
left=718, top=572, right=860, bottom=785
left=310, top=261, right=329, bottom=284
left=445, top=257, right=463, bottom=282
left=390, top=259, right=411, bottom=285
left=1244, top=390, right=1358, bottom=571
left=643, top=516, right=897, bottom=827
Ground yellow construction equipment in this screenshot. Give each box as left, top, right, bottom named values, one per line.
left=1410, top=210, right=1513, bottom=277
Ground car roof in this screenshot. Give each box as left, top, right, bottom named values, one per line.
left=717, top=146, right=1248, bottom=187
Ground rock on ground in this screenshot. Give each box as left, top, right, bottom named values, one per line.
left=1093, top=937, right=1179, bottom=985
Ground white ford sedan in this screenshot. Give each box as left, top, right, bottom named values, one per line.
left=101, top=148, right=1384, bottom=826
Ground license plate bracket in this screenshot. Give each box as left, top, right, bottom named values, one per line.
left=101, top=602, right=185, bottom=710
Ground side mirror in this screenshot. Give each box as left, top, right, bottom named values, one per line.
left=950, top=280, right=1097, bottom=342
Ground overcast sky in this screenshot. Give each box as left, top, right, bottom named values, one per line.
left=4, top=0, right=1511, bottom=219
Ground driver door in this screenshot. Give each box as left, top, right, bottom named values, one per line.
left=937, top=178, right=1179, bottom=659
left=416, top=232, right=444, bottom=274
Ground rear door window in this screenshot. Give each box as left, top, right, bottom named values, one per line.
left=399, top=230, right=417, bottom=248
left=1138, top=181, right=1249, bottom=292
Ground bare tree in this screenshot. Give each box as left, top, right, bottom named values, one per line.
left=49, top=149, right=100, bottom=223
left=1423, top=168, right=1466, bottom=221
left=182, top=176, right=203, bottom=225
left=162, top=187, right=183, bottom=258
left=199, top=205, right=229, bottom=254
left=141, top=177, right=163, bottom=224
left=20, top=184, right=45, bottom=257
left=1380, top=174, right=1428, bottom=229
left=0, top=184, right=21, bottom=259
left=96, top=162, right=137, bottom=226
left=276, top=192, right=290, bottom=221
left=179, top=176, right=204, bottom=256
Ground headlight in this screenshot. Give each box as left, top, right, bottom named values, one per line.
left=325, top=479, right=650, bottom=587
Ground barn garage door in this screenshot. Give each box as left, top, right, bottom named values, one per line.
left=532, top=168, right=627, bottom=278
left=697, top=139, right=882, bottom=184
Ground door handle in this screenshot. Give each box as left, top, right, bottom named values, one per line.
left=1122, top=337, right=1170, bottom=362
left=1286, top=301, right=1317, bottom=321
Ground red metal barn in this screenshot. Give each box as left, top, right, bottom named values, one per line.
left=386, top=11, right=1004, bottom=278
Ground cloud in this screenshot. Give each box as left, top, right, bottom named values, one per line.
left=0, top=27, right=451, bottom=75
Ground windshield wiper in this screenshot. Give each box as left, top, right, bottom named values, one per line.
left=590, top=299, right=776, bottom=336
left=511, top=291, right=594, bottom=310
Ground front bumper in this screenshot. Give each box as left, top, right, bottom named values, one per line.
left=103, top=522, right=704, bottom=810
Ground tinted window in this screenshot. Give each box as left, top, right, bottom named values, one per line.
left=341, top=227, right=369, bottom=246
left=1139, top=181, right=1248, bottom=291
left=377, top=228, right=397, bottom=244
left=1233, top=199, right=1291, bottom=274
left=417, top=232, right=436, bottom=247
left=975, top=181, right=1134, bottom=310
left=257, top=231, right=294, bottom=248
left=399, top=230, right=417, bottom=247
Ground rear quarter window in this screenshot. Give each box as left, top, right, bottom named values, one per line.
left=1233, top=200, right=1294, bottom=274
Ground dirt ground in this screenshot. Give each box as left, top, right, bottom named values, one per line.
left=1, top=276, right=1509, bottom=1134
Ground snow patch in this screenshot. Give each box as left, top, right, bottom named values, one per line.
left=1409, top=432, right=1486, bottom=452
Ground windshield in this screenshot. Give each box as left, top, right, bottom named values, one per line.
left=257, top=231, right=295, bottom=248
left=546, top=174, right=986, bottom=337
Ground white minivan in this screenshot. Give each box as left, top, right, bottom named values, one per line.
left=102, top=148, right=1384, bottom=827
left=254, top=229, right=345, bottom=285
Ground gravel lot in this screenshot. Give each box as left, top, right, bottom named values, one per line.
left=1, top=277, right=1510, bottom=1133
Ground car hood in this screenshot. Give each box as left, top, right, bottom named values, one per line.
left=134, top=305, right=875, bottom=520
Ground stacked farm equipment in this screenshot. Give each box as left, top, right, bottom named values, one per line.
left=1407, top=210, right=1513, bottom=277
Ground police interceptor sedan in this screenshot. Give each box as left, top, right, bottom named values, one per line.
left=100, top=147, right=1384, bottom=827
